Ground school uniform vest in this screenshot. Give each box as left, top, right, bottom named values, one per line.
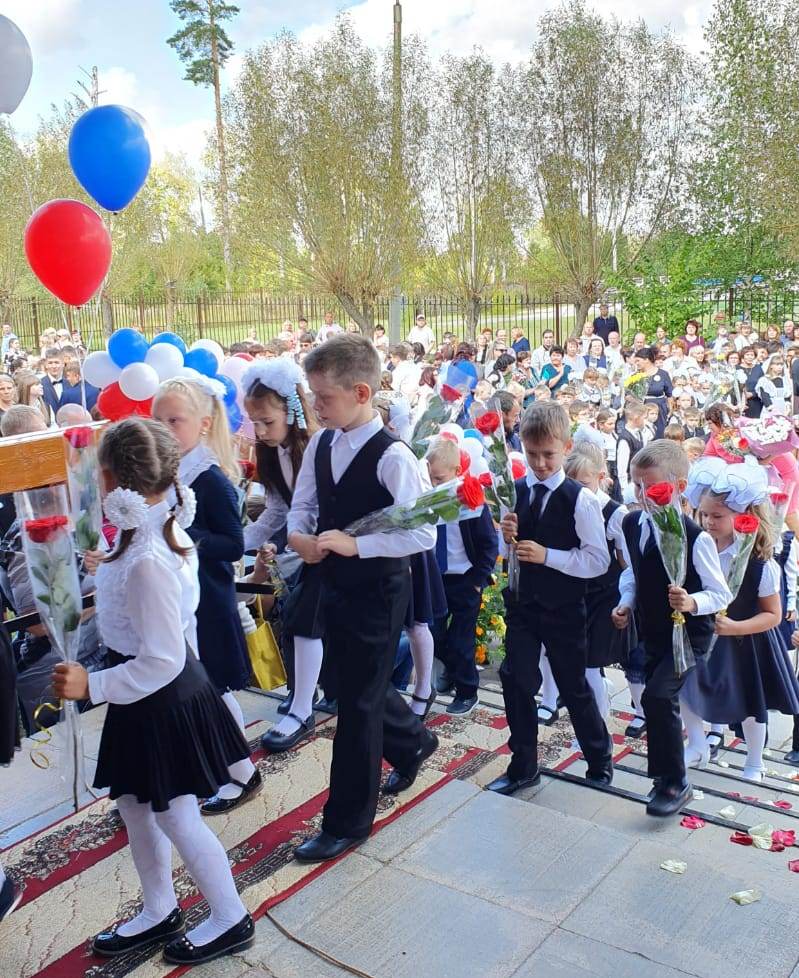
left=515, top=476, right=586, bottom=610
left=589, top=499, right=622, bottom=594
left=269, top=454, right=293, bottom=553
left=728, top=556, right=763, bottom=621
left=622, top=512, right=715, bottom=654
left=617, top=426, right=644, bottom=476
left=315, top=427, right=408, bottom=589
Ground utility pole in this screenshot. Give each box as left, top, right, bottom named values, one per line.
left=388, top=1, right=403, bottom=344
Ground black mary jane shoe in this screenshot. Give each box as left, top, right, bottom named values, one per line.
left=706, top=730, right=724, bottom=760
left=485, top=771, right=541, bottom=796
left=411, top=688, right=437, bottom=719
left=537, top=705, right=560, bottom=726
left=200, top=769, right=263, bottom=816
left=293, top=830, right=368, bottom=864
left=383, top=730, right=440, bottom=795
left=92, top=907, right=185, bottom=957
left=315, top=696, right=338, bottom=715
left=646, top=781, right=692, bottom=817
left=163, top=914, right=255, bottom=965
left=260, top=713, right=315, bottom=753
left=278, top=691, right=318, bottom=716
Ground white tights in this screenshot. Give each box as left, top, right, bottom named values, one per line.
left=408, top=622, right=434, bottom=715
left=539, top=653, right=610, bottom=721
left=215, top=692, right=257, bottom=801
left=116, top=793, right=246, bottom=946
left=741, top=716, right=767, bottom=778
left=271, top=636, right=324, bottom=736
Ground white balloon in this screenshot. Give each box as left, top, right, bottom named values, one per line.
left=82, top=350, right=121, bottom=389
left=177, top=366, right=202, bottom=380
left=145, top=341, right=184, bottom=381
left=119, top=362, right=159, bottom=401
left=509, top=451, right=526, bottom=464
left=462, top=438, right=485, bottom=464
left=190, top=338, right=225, bottom=368
left=0, top=15, right=32, bottom=115
left=471, top=456, right=490, bottom=477
left=220, top=356, right=249, bottom=384
left=438, top=422, right=464, bottom=444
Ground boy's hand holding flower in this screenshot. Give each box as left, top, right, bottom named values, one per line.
left=612, top=605, right=630, bottom=629
left=516, top=540, right=547, bottom=564
left=288, top=532, right=325, bottom=564
left=52, top=662, right=89, bottom=701
left=317, top=530, right=358, bottom=558
left=668, top=585, right=697, bottom=614
left=500, top=512, right=518, bottom=544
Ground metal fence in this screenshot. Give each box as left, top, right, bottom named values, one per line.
left=4, top=286, right=799, bottom=354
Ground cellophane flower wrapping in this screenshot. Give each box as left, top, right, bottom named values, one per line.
left=344, top=474, right=486, bottom=536
left=726, top=516, right=760, bottom=603
left=642, top=482, right=694, bottom=676
left=470, top=397, right=517, bottom=519
left=737, top=414, right=799, bottom=459
left=63, top=426, right=103, bottom=552
left=14, top=485, right=86, bottom=808
left=409, top=384, right=464, bottom=459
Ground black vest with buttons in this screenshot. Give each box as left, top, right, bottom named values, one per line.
left=515, top=476, right=586, bottom=609
left=315, top=426, right=409, bottom=589
left=622, top=511, right=715, bottom=654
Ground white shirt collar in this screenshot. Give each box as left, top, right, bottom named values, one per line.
left=596, top=488, right=610, bottom=506
left=331, top=412, right=384, bottom=451
left=525, top=468, right=565, bottom=493
left=146, top=499, right=171, bottom=527
left=179, top=442, right=218, bottom=485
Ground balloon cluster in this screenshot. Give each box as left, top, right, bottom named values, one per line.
left=84, top=330, right=248, bottom=431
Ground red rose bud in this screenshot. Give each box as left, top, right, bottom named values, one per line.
left=645, top=482, right=674, bottom=507
left=458, top=450, right=471, bottom=476
left=478, top=472, right=492, bottom=487
left=239, top=460, right=256, bottom=480
left=772, top=493, right=789, bottom=505
left=737, top=437, right=749, bottom=450
left=440, top=384, right=461, bottom=402
left=475, top=411, right=501, bottom=436
left=511, top=459, right=526, bottom=480
left=733, top=514, right=760, bottom=534
left=25, top=515, right=69, bottom=544
left=456, top=473, right=486, bottom=510
left=63, top=426, right=93, bottom=449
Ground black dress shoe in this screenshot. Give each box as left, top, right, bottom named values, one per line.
left=260, top=713, right=315, bottom=753
left=0, top=875, right=22, bottom=922
left=585, top=765, right=614, bottom=787
left=293, top=830, right=368, bottom=863
left=646, top=781, right=692, bottom=817
left=785, top=750, right=799, bottom=767
left=624, top=716, right=647, bottom=739
left=383, top=731, right=440, bottom=795
left=446, top=695, right=478, bottom=716
left=201, top=769, right=263, bottom=816
left=92, top=907, right=185, bottom=957
left=163, top=914, right=255, bottom=965
left=315, top=696, right=338, bottom=715
left=485, top=771, right=541, bottom=796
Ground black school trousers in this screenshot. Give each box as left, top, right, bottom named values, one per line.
left=321, top=571, right=425, bottom=839
left=641, top=640, right=689, bottom=789
left=500, top=594, right=611, bottom=781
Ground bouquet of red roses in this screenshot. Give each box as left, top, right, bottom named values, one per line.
left=344, top=473, right=485, bottom=536
left=471, top=397, right=517, bottom=521
left=642, top=481, right=693, bottom=676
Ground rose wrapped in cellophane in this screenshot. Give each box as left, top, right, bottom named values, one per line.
left=642, top=481, right=694, bottom=676
left=344, top=473, right=486, bottom=536
left=706, top=513, right=760, bottom=658
left=470, top=397, right=517, bottom=521
left=63, top=426, right=103, bottom=553
left=14, top=485, right=86, bottom=809
left=409, top=383, right=464, bottom=459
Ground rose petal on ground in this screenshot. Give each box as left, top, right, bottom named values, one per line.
left=728, top=791, right=742, bottom=798
left=680, top=816, right=706, bottom=830
left=719, top=805, right=737, bottom=819
left=660, top=859, right=687, bottom=874
left=730, top=832, right=755, bottom=846
left=788, top=859, right=799, bottom=873
left=730, top=889, right=762, bottom=905
left=773, top=800, right=793, bottom=810
left=770, top=843, right=786, bottom=852
left=743, top=796, right=760, bottom=803
left=772, top=830, right=796, bottom=847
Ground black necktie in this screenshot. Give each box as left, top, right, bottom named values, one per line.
left=530, top=484, right=548, bottom=531
left=435, top=524, right=448, bottom=573
left=643, top=521, right=657, bottom=556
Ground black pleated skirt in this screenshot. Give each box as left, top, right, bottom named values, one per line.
left=0, top=624, right=19, bottom=766
left=281, top=563, right=326, bottom=639
left=405, top=550, right=448, bottom=628
left=681, top=629, right=799, bottom=725
left=586, top=584, right=632, bottom=668
left=93, top=652, right=251, bottom=811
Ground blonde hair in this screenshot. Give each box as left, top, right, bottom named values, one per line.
left=155, top=378, right=239, bottom=482
left=520, top=401, right=570, bottom=444
left=426, top=437, right=460, bottom=470
left=702, top=494, right=775, bottom=561
left=565, top=442, right=605, bottom=482
left=631, top=439, right=689, bottom=481
left=683, top=437, right=705, bottom=456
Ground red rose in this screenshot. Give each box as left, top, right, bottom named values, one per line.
left=456, top=473, right=485, bottom=510
left=645, top=482, right=674, bottom=507
left=25, top=515, right=69, bottom=544
left=439, top=432, right=459, bottom=444
left=737, top=437, right=749, bottom=451
left=772, top=493, right=789, bottom=505
left=511, top=458, right=526, bottom=480
left=475, top=411, right=500, bottom=435
left=478, top=472, right=492, bottom=487
left=457, top=450, right=471, bottom=476
left=733, top=514, right=760, bottom=534
left=63, top=426, right=93, bottom=449
left=440, top=384, right=461, bottom=403
left=239, top=460, right=256, bottom=481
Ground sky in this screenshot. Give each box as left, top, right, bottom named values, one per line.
left=4, top=0, right=714, bottom=168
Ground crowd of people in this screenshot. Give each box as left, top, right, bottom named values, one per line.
left=2, top=304, right=799, bottom=965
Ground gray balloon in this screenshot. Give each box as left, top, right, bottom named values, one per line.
left=0, top=15, right=32, bottom=115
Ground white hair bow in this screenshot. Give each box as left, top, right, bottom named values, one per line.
left=684, top=455, right=768, bottom=513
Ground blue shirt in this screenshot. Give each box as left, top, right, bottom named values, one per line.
left=541, top=362, right=571, bottom=392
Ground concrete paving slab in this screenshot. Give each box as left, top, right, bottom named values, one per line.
left=243, top=916, right=350, bottom=977
left=270, top=865, right=552, bottom=978
left=564, top=839, right=799, bottom=978
left=513, top=929, right=699, bottom=978
left=192, top=955, right=273, bottom=978
left=395, top=790, right=633, bottom=923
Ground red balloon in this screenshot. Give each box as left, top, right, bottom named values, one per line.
left=97, top=382, right=143, bottom=421
left=233, top=353, right=254, bottom=361
left=24, top=199, right=112, bottom=306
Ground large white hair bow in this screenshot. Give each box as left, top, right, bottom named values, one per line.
left=241, top=360, right=307, bottom=429
left=684, top=455, right=768, bottom=513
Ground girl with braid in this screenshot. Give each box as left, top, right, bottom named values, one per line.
left=53, top=418, right=255, bottom=965
left=153, top=377, right=259, bottom=815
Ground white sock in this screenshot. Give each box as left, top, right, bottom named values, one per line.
left=539, top=651, right=559, bottom=712
left=628, top=681, right=645, bottom=719
left=154, top=794, right=246, bottom=947
left=116, top=795, right=178, bottom=937
left=709, top=723, right=724, bottom=734
left=271, top=636, right=323, bottom=736
left=215, top=691, right=256, bottom=801
left=742, top=716, right=767, bottom=776
left=407, top=623, right=434, bottom=715
left=679, top=698, right=708, bottom=757
left=586, top=668, right=610, bottom=721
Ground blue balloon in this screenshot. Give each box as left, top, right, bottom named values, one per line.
left=227, top=402, right=242, bottom=433
left=68, top=105, right=152, bottom=211
left=218, top=374, right=238, bottom=407
left=151, top=331, right=187, bottom=356
left=464, top=428, right=482, bottom=440
left=446, top=360, right=478, bottom=390
left=108, top=328, right=148, bottom=368
left=184, top=348, right=218, bottom=377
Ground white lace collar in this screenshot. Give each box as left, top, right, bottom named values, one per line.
left=179, top=442, right=219, bottom=487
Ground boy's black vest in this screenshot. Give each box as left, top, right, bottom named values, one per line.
left=315, top=426, right=409, bottom=589
left=514, top=476, right=586, bottom=610
left=589, top=498, right=622, bottom=594
left=622, top=511, right=715, bottom=654
left=617, top=426, right=644, bottom=476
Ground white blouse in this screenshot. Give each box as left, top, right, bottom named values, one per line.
left=718, top=544, right=781, bottom=598
left=243, top=446, right=294, bottom=552
left=88, top=500, right=201, bottom=707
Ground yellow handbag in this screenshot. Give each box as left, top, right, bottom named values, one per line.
left=245, top=598, right=287, bottom=691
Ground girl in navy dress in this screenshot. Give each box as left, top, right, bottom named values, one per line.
left=681, top=456, right=799, bottom=780
left=53, top=418, right=253, bottom=965
left=153, top=378, right=258, bottom=814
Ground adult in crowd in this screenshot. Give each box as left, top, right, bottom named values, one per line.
left=0, top=324, right=13, bottom=357
left=407, top=314, right=436, bottom=353
left=579, top=319, right=596, bottom=354
left=389, top=343, right=421, bottom=401
left=317, top=311, right=343, bottom=343
left=0, top=374, right=15, bottom=422
left=592, top=303, right=619, bottom=344
left=581, top=337, right=608, bottom=374
left=680, top=319, right=702, bottom=352
left=56, top=403, right=93, bottom=426
left=635, top=346, right=672, bottom=437
left=531, top=329, right=555, bottom=377
left=541, top=345, right=571, bottom=393
left=510, top=326, right=530, bottom=355
left=39, top=348, right=68, bottom=417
